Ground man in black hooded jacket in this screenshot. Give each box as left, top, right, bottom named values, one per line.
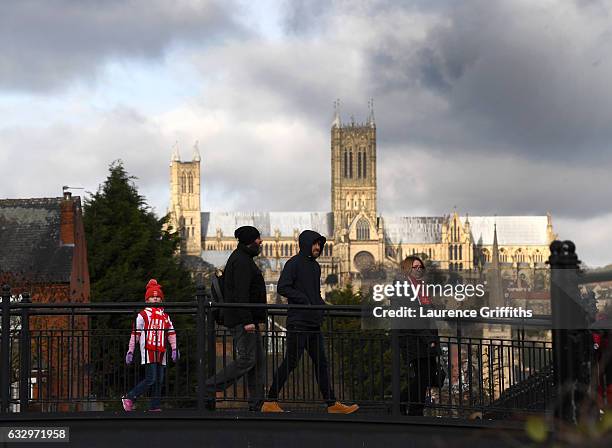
left=262, top=230, right=359, bottom=414
left=205, top=225, right=267, bottom=411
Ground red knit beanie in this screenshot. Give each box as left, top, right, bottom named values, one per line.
left=145, top=279, right=164, bottom=301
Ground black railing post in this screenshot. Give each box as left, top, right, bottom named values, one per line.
left=1, top=284, right=12, bottom=413
left=390, top=329, right=401, bottom=416
left=19, top=292, right=31, bottom=412
left=196, top=286, right=206, bottom=412
left=205, top=298, right=216, bottom=410
left=549, top=240, right=587, bottom=423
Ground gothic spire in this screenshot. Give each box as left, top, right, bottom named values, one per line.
left=492, top=223, right=500, bottom=269
left=171, top=141, right=180, bottom=162
left=332, top=99, right=341, bottom=128
left=489, top=222, right=504, bottom=306
left=192, top=140, right=201, bottom=162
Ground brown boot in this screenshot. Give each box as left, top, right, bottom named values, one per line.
left=261, top=401, right=284, bottom=413
left=327, top=401, right=359, bottom=414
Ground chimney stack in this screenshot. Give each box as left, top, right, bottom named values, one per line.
left=60, top=191, right=75, bottom=246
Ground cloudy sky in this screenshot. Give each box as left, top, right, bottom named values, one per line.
left=1, top=0, right=611, bottom=266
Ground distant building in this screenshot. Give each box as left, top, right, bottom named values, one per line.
left=0, top=191, right=90, bottom=410
left=168, top=102, right=555, bottom=295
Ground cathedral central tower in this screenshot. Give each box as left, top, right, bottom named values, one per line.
left=331, top=100, right=378, bottom=239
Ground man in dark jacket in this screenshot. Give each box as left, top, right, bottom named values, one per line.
left=205, top=225, right=267, bottom=411
left=262, top=230, right=359, bottom=414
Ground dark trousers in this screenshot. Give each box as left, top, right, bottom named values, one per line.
left=400, top=356, right=438, bottom=416
left=267, top=324, right=336, bottom=405
left=205, top=324, right=265, bottom=408
left=127, top=362, right=165, bottom=410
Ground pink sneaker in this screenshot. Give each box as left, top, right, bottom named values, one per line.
left=148, top=408, right=162, bottom=412
left=122, top=397, right=134, bottom=411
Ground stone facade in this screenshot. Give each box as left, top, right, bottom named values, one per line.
left=168, top=105, right=556, bottom=293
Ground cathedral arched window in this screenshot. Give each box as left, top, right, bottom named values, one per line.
left=356, top=218, right=370, bottom=240
left=357, top=150, right=362, bottom=178
left=454, top=245, right=458, bottom=260
left=349, top=150, right=353, bottom=178
left=187, top=174, right=193, bottom=193
left=449, top=246, right=453, bottom=261
left=459, top=245, right=462, bottom=260
left=362, top=149, right=367, bottom=178
left=180, top=174, right=187, bottom=193
left=343, top=150, right=348, bottom=178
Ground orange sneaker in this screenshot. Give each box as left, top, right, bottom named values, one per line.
left=261, top=401, right=284, bottom=413
left=327, top=401, right=359, bottom=414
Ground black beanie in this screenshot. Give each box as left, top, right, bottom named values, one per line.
left=234, top=226, right=261, bottom=245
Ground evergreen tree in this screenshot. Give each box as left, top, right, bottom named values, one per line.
left=84, top=160, right=193, bottom=302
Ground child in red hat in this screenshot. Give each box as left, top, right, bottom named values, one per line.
left=122, top=279, right=179, bottom=411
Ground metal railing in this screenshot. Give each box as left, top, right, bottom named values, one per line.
left=0, top=286, right=554, bottom=417
left=548, top=240, right=612, bottom=422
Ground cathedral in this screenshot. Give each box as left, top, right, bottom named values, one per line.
left=168, top=102, right=555, bottom=293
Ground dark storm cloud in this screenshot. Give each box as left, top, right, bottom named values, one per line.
left=361, top=0, right=612, bottom=162
left=279, top=0, right=612, bottom=163
left=0, top=0, right=241, bottom=92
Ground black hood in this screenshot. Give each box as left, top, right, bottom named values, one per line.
left=298, top=230, right=326, bottom=258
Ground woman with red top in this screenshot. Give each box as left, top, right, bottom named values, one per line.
left=397, top=255, right=442, bottom=416
left=121, top=279, right=180, bottom=412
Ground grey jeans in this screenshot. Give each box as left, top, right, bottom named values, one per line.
left=205, top=324, right=265, bottom=407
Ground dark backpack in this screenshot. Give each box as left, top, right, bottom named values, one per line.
left=210, top=269, right=225, bottom=326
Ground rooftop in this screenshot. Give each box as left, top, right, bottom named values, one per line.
left=0, top=197, right=74, bottom=282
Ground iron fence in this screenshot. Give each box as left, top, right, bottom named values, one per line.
left=0, top=288, right=554, bottom=417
